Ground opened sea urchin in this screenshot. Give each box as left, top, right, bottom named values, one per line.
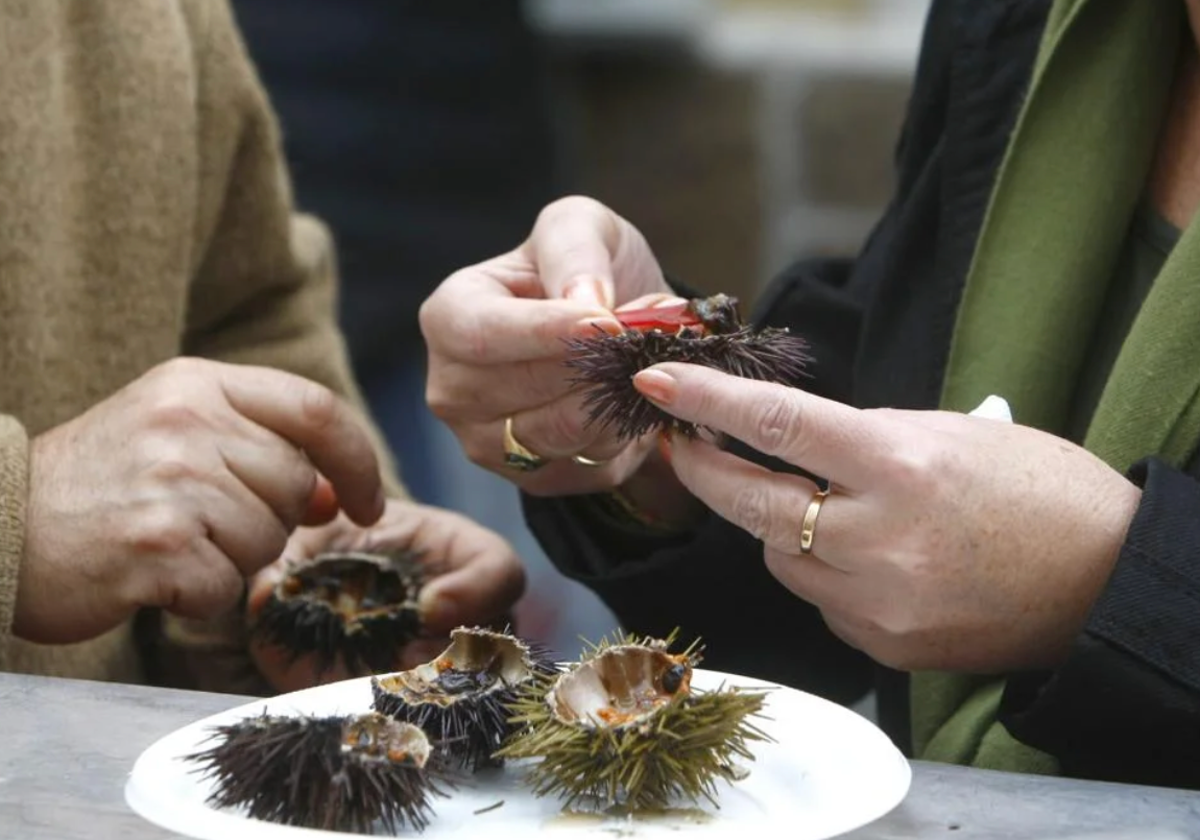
left=371, top=626, right=560, bottom=771
left=250, top=550, right=425, bottom=678
left=185, top=711, right=450, bottom=834
left=496, top=632, right=772, bottom=811
left=564, top=294, right=811, bottom=440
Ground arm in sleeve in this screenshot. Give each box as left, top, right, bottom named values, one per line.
left=0, top=417, right=29, bottom=671
left=145, top=0, right=408, bottom=696
left=1000, top=457, right=1200, bottom=789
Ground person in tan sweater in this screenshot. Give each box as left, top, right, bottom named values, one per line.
left=0, top=0, right=525, bottom=695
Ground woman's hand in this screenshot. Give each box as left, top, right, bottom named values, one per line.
left=420, top=196, right=675, bottom=497
left=246, top=499, right=526, bottom=692
left=633, top=362, right=1142, bottom=673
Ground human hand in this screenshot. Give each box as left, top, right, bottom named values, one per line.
left=633, top=362, right=1142, bottom=673
left=420, top=196, right=677, bottom=496
left=246, top=499, right=526, bottom=692
left=15, top=358, right=386, bottom=644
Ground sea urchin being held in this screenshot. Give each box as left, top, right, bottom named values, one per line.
left=250, top=549, right=425, bottom=678
left=496, top=631, right=772, bottom=812
left=185, top=711, right=450, bottom=834
left=564, top=294, right=812, bottom=440
left=371, top=626, right=560, bottom=771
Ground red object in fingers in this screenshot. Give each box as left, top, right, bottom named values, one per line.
left=614, top=301, right=703, bottom=333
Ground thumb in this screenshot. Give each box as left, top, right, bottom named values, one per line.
left=527, top=197, right=618, bottom=308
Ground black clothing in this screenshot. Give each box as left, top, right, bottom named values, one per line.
left=524, top=0, right=1200, bottom=788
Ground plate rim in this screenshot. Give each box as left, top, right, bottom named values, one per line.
left=125, top=668, right=912, bottom=839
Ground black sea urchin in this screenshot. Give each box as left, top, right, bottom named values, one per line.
left=372, top=626, right=560, bottom=771
left=186, top=711, right=451, bottom=834
left=495, top=631, right=772, bottom=812
left=565, top=294, right=812, bottom=441
left=251, top=550, right=425, bottom=678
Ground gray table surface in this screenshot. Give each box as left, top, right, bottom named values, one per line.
left=1, top=672, right=1197, bottom=839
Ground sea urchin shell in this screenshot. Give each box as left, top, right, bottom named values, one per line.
left=250, top=550, right=425, bottom=678
left=371, top=626, right=560, bottom=771
left=564, top=294, right=812, bottom=441
left=496, top=632, right=772, bottom=811
left=185, top=711, right=450, bottom=834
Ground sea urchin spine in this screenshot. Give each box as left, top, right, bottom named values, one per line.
left=185, top=711, right=451, bottom=834
left=564, top=294, right=812, bottom=441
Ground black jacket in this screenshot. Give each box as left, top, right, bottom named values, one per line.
left=524, top=0, right=1200, bottom=789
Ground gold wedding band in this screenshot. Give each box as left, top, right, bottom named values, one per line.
left=571, top=453, right=611, bottom=467
left=799, top=488, right=830, bottom=555
left=502, top=416, right=548, bottom=472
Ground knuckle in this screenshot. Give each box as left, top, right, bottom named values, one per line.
left=537, top=195, right=601, bottom=227
left=145, top=453, right=204, bottom=486
left=126, top=504, right=199, bottom=556
left=145, top=394, right=204, bottom=432
left=753, top=393, right=802, bottom=456
left=298, top=381, right=339, bottom=433
left=731, top=483, right=772, bottom=543
left=151, top=356, right=205, bottom=382
left=885, top=439, right=943, bottom=492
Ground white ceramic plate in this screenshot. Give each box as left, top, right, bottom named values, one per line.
left=125, top=670, right=910, bottom=839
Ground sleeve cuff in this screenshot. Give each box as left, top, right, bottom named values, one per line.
left=999, top=457, right=1200, bottom=785
left=0, top=416, right=30, bottom=656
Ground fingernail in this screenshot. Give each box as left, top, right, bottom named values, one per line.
left=565, top=275, right=614, bottom=309
left=418, top=590, right=456, bottom=630
left=657, top=431, right=673, bottom=465
left=572, top=316, right=623, bottom=338
left=633, top=369, right=677, bottom=404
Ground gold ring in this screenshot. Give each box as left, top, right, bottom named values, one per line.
left=571, top=453, right=611, bottom=467
left=799, top=488, right=829, bottom=555
left=502, top=416, right=548, bottom=472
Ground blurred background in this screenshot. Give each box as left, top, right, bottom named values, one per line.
left=231, top=0, right=931, bottom=661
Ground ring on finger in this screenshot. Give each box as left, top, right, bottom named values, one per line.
left=799, top=487, right=830, bottom=555
left=502, top=416, right=549, bottom=472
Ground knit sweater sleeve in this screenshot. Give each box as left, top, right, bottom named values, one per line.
left=144, top=0, right=407, bottom=696
left=0, top=417, right=29, bottom=671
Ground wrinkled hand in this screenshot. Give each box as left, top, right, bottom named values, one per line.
left=633, top=362, right=1142, bottom=673
left=420, top=196, right=674, bottom=496
left=16, top=358, right=385, bottom=644
left=246, top=499, right=526, bottom=693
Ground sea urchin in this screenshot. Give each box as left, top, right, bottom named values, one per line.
left=250, top=549, right=425, bottom=678
left=495, top=631, right=772, bottom=812
left=564, top=294, right=811, bottom=440
left=371, top=626, right=560, bottom=771
left=185, top=711, right=451, bottom=834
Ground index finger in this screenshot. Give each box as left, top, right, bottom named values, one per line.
left=219, top=365, right=385, bottom=526
left=634, top=362, right=889, bottom=490
left=424, top=268, right=619, bottom=364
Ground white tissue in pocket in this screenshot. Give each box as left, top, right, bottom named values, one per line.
left=968, top=395, right=1012, bottom=423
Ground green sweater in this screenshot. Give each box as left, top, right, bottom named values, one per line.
left=913, top=0, right=1200, bottom=772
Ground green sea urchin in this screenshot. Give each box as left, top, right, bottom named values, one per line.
left=496, top=631, right=772, bottom=811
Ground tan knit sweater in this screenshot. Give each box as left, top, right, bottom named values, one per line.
left=0, top=0, right=407, bottom=693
